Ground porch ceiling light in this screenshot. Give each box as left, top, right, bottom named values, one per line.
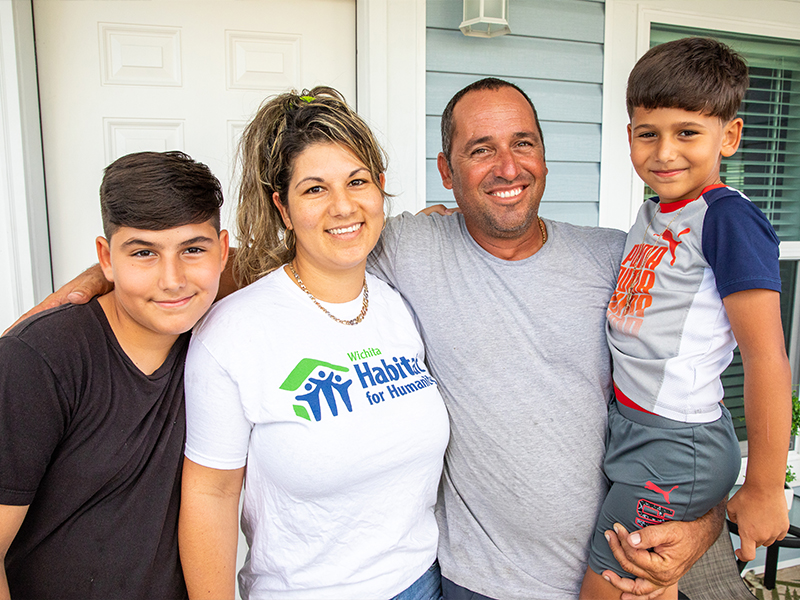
left=459, top=0, right=511, bottom=38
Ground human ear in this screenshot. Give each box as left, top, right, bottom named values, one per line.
left=218, top=230, right=230, bottom=269
left=95, top=237, right=114, bottom=283
left=437, top=153, right=454, bottom=190
left=272, top=192, right=292, bottom=230
left=627, top=124, right=633, bottom=149
left=721, top=118, right=744, bottom=157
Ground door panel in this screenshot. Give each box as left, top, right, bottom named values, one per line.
left=33, top=0, right=356, bottom=286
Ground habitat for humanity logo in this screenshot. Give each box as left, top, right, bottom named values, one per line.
left=279, top=358, right=354, bottom=422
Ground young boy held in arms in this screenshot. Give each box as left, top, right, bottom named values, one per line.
left=0, top=151, right=228, bottom=599
left=581, top=37, right=791, bottom=599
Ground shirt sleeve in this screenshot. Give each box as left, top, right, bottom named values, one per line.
left=701, top=193, right=781, bottom=298
left=0, top=338, right=68, bottom=505
left=184, top=337, right=252, bottom=469
left=367, top=212, right=409, bottom=287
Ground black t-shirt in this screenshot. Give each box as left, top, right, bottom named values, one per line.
left=0, top=299, right=189, bottom=599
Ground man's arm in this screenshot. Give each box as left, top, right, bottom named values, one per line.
left=0, top=504, right=29, bottom=600
left=2, top=265, right=112, bottom=335
left=179, top=457, right=244, bottom=600
left=724, top=288, right=791, bottom=560
left=603, top=500, right=725, bottom=599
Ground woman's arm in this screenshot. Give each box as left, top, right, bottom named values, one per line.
left=179, top=457, right=245, bottom=600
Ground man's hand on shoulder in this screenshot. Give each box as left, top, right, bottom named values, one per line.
left=2, top=264, right=111, bottom=336
left=603, top=501, right=724, bottom=599
left=416, top=204, right=460, bottom=217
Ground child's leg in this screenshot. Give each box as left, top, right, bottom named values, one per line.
left=580, top=566, right=619, bottom=600
left=579, top=568, right=678, bottom=600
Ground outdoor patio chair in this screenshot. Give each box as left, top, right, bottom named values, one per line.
left=728, top=520, right=800, bottom=591
left=678, top=520, right=755, bottom=600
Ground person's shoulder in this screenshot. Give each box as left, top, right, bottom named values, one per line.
left=0, top=302, right=106, bottom=384
left=365, top=271, right=406, bottom=299
left=702, top=184, right=749, bottom=206
left=384, top=211, right=462, bottom=243
left=702, top=185, right=775, bottom=231
left=192, top=268, right=288, bottom=338
left=550, top=220, right=626, bottom=250
left=546, top=220, right=626, bottom=275
left=3, top=301, right=101, bottom=349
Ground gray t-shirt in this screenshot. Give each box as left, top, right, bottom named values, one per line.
left=369, top=212, right=626, bottom=599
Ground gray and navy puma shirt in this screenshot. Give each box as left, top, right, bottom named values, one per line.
left=607, top=184, right=781, bottom=423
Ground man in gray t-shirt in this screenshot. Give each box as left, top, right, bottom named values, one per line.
left=15, top=77, right=726, bottom=600
left=370, top=78, right=724, bottom=600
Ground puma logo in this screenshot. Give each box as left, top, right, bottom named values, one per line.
left=658, top=228, right=690, bottom=266
left=645, top=481, right=679, bottom=504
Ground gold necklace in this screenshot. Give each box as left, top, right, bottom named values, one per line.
left=288, top=262, right=369, bottom=326
left=538, top=216, right=547, bottom=245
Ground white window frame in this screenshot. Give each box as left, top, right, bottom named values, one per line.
left=600, top=0, right=800, bottom=485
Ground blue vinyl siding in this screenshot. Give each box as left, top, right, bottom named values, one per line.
left=426, top=0, right=605, bottom=225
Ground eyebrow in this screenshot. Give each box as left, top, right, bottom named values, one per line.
left=463, top=131, right=538, bottom=151
left=633, top=121, right=706, bottom=131
left=120, top=235, right=215, bottom=249
left=294, top=167, right=369, bottom=190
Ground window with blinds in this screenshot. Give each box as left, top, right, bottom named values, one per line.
left=649, top=25, right=800, bottom=444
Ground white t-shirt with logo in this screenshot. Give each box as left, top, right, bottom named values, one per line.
left=184, top=268, right=450, bottom=600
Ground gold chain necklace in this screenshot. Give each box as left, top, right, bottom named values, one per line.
left=288, top=262, right=369, bottom=326
left=538, top=216, right=547, bottom=245
left=622, top=203, right=688, bottom=313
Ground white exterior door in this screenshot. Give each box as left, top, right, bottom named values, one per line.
left=33, top=0, right=356, bottom=287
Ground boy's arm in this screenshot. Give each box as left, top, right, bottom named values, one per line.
left=3, top=250, right=241, bottom=335
left=724, top=288, right=791, bottom=561
left=179, top=457, right=244, bottom=600
left=0, top=504, right=29, bottom=600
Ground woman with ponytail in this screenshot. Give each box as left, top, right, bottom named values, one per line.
left=178, top=87, right=448, bottom=600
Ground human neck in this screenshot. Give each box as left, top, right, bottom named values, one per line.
left=98, top=293, right=177, bottom=376
left=464, top=219, right=545, bottom=261
left=286, top=259, right=366, bottom=303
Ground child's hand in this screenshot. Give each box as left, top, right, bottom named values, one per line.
left=727, top=483, right=789, bottom=561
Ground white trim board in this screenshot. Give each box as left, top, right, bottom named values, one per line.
left=0, top=0, right=51, bottom=328
left=599, top=0, right=800, bottom=232
left=356, top=0, right=427, bottom=216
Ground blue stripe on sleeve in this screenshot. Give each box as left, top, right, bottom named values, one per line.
left=701, top=187, right=781, bottom=298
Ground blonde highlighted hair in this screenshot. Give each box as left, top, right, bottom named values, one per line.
left=234, top=86, right=388, bottom=286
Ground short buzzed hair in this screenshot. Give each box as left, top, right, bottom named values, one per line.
left=100, top=151, right=223, bottom=239
left=626, top=37, right=749, bottom=122
left=440, top=77, right=545, bottom=168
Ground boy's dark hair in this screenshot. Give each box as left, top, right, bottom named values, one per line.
left=626, top=37, right=749, bottom=122
left=440, top=77, right=545, bottom=168
left=100, top=151, right=224, bottom=238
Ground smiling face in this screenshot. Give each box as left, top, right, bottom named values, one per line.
left=437, top=86, right=547, bottom=258
left=97, top=220, right=228, bottom=346
left=273, top=142, right=385, bottom=281
left=628, top=106, right=743, bottom=204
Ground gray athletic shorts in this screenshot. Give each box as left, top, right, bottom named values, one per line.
left=587, top=398, right=740, bottom=578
